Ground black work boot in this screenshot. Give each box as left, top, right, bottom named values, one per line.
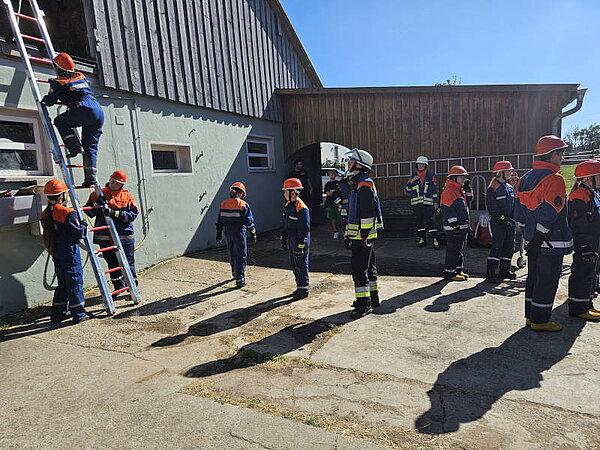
left=112, top=277, right=126, bottom=291
left=499, top=270, right=517, bottom=280
left=351, top=297, right=372, bottom=319
left=370, top=290, right=380, bottom=308
left=66, top=146, right=82, bottom=158
left=293, top=289, right=309, bottom=300
left=486, top=265, right=498, bottom=283
left=82, top=153, right=97, bottom=187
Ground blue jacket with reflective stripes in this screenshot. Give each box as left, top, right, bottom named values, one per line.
left=216, top=197, right=255, bottom=234
left=568, top=184, right=600, bottom=252
left=441, top=180, right=469, bottom=232
left=283, top=199, right=310, bottom=246
left=405, top=170, right=438, bottom=206
left=516, top=161, right=572, bottom=255
left=42, top=73, right=100, bottom=110
left=486, top=179, right=515, bottom=220
left=346, top=172, right=383, bottom=240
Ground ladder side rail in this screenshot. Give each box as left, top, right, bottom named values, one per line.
left=27, top=0, right=56, bottom=58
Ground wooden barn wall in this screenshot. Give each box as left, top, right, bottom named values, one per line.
left=89, top=0, right=319, bottom=121
left=280, top=88, right=577, bottom=199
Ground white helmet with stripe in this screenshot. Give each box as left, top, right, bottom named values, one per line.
left=345, top=148, right=373, bottom=170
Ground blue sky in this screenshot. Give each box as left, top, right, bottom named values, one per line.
left=280, top=0, right=599, bottom=135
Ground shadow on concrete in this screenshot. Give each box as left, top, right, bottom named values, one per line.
left=183, top=310, right=351, bottom=378
left=414, top=302, right=585, bottom=434
left=151, top=293, right=295, bottom=348
left=113, top=280, right=238, bottom=319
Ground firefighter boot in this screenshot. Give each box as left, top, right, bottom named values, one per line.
left=370, top=290, right=380, bottom=308
left=417, top=237, right=426, bottom=247
left=486, top=265, right=498, bottom=283
left=499, top=270, right=517, bottom=280
left=351, top=297, right=372, bottom=318
left=530, top=319, right=563, bottom=332
left=82, top=153, right=97, bottom=187
left=575, top=309, right=600, bottom=321
left=292, top=289, right=309, bottom=300
left=433, top=237, right=440, bottom=250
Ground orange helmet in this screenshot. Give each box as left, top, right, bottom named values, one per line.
left=448, top=165, right=469, bottom=177
left=282, top=178, right=303, bottom=190
left=492, top=160, right=513, bottom=172
left=230, top=182, right=246, bottom=197
left=574, top=159, right=600, bottom=179
left=535, top=135, right=568, bottom=156
left=110, top=170, right=127, bottom=184
left=53, top=52, right=75, bottom=72
left=44, top=179, right=68, bottom=196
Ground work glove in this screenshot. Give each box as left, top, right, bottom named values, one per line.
left=294, top=243, right=305, bottom=257
left=216, top=229, right=223, bottom=243
left=462, top=179, right=471, bottom=193
left=452, top=223, right=462, bottom=237
left=281, top=233, right=288, bottom=251
left=344, top=238, right=351, bottom=250
left=525, top=230, right=547, bottom=256
left=361, top=238, right=372, bottom=248
left=248, top=228, right=257, bottom=244
left=579, top=245, right=598, bottom=263
left=108, top=209, right=121, bottom=219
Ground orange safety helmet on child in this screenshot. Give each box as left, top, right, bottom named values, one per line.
left=448, top=165, right=469, bottom=177
left=574, top=159, right=600, bottom=179
left=230, top=182, right=246, bottom=197
left=110, top=170, right=127, bottom=184
left=493, top=160, right=513, bottom=172
left=535, top=135, right=568, bottom=156
left=282, top=178, right=303, bottom=190
left=53, top=52, right=75, bottom=72
left=44, top=179, right=69, bottom=196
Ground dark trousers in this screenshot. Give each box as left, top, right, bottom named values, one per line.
left=568, top=252, right=596, bottom=315
left=443, top=231, right=467, bottom=277
left=51, top=243, right=87, bottom=322
left=101, top=239, right=136, bottom=284
left=288, top=234, right=310, bottom=291
left=54, top=105, right=104, bottom=169
left=488, top=221, right=515, bottom=272
left=225, top=230, right=247, bottom=282
left=351, top=240, right=377, bottom=300
left=413, top=204, right=436, bottom=239
left=525, top=252, right=563, bottom=324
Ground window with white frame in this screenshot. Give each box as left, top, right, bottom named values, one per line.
left=0, top=114, right=45, bottom=176
left=247, top=135, right=274, bottom=172
left=150, top=142, right=193, bottom=174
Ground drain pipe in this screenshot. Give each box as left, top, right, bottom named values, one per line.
left=552, top=88, right=587, bottom=136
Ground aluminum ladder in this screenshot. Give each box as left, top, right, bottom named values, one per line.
left=3, top=0, right=142, bottom=315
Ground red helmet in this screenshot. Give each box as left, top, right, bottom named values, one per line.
left=282, top=178, right=303, bottom=190
left=53, top=52, right=75, bottom=72
left=110, top=170, right=127, bottom=184
left=535, top=135, right=568, bottom=156
left=230, top=182, right=246, bottom=197
left=492, top=160, right=513, bottom=172
left=448, top=165, right=469, bottom=177
left=44, top=179, right=68, bottom=196
left=574, top=159, right=600, bottom=179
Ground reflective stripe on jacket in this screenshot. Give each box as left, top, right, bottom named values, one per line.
left=441, top=180, right=469, bottom=231
left=346, top=173, right=384, bottom=240
left=405, top=170, right=438, bottom=206
left=283, top=199, right=310, bottom=247
left=216, top=197, right=255, bottom=234
left=486, top=179, right=515, bottom=220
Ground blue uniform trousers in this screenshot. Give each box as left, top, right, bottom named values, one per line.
left=443, top=231, right=467, bottom=278
left=287, top=234, right=309, bottom=291
left=488, top=221, right=515, bottom=272
left=101, top=239, right=137, bottom=284
left=413, top=204, right=436, bottom=239
left=225, top=229, right=247, bottom=282
left=568, top=253, right=596, bottom=315
left=54, top=105, right=104, bottom=169
left=525, top=253, right=563, bottom=324
left=51, top=243, right=87, bottom=322
left=351, top=241, right=377, bottom=300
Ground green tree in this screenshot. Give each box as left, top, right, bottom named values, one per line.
left=564, top=123, right=600, bottom=153
left=435, top=75, right=462, bottom=86
left=321, top=159, right=346, bottom=171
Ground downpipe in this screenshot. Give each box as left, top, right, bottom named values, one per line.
left=552, top=88, right=587, bottom=136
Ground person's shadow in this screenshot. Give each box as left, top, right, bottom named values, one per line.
left=415, top=302, right=585, bottom=434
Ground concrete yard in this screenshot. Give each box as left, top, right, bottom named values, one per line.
left=1, top=227, right=599, bottom=449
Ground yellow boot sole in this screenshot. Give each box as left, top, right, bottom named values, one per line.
left=531, top=319, right=563, bottom=332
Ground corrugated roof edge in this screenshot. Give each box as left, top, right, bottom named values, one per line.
left=268, top=0, right=322, bottom=88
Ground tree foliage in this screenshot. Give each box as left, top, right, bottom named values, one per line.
left=564, top=123, right=600, bottom=153
left=321, top=158, right=346, bottom=170
left=435, top=75, right=462, bottom=86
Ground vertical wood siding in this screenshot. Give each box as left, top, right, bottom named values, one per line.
left=90, top=0, right=320, bottom=121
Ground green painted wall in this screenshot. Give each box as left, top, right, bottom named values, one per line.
left=0, top=59, right=287, bottom=316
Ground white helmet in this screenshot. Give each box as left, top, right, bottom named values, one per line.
left=345, top=148, right=373, bottom=170
left=416, top=155, right=428, bottom=166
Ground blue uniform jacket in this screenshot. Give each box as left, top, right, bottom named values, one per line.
left=441, top=180, right=469, bottom=232
left=283, top=199, right=310, bottom=247
left=568, top=184, right=600, bottom=252
left=42, top=73, right=100, bottom=109
left=85, top=185, right=138, bottom=244
left=486, top=180, right=515, bottom=220
left=515, top=161, right=573, bottom=255
left=346, top=172, right=384, bottom=240
left=335, top=179, right=352, bottom=216
left=42, top=203, right=86, bottom=245
left=405, top=170, right=438, bottom=206
left=216, top=198, right=255, bottom=234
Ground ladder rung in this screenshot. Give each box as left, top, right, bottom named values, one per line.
left=15, top=12, right=37, bottom=22
left=105, top=267, right=122, bottom=274
left=90, top=226, right=109, bottom=232
left=82, top=205, right=102, bottom=211
left=22, top=34, right=44, bottom=43
left=29, top=55, right=52, bottom=65
left=112, top=287, right=130, bottom=296
left=96, top=246, right=118, bottom=254
left=65, top=164, right=83, bottom=168
left=37, top=78, right=49, bottom=83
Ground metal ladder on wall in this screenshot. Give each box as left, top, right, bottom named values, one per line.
left=3, top=0, right=142, bottom=315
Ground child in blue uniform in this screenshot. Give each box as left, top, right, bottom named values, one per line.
left=405, top=155, right=439, bottom=249
left=216, top=182, right=256, bottom=288
left=41, top=52, right=104, bottom=187
left=281, top=178, right=310, bottom=299
left=41, top=179, right=92, bottom=324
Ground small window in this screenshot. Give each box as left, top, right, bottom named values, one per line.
left=247, top=136, right=274, bottom=172
left=150, top=142, right=193, bottom=175
left=0, top=115, right=45, bottom=176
